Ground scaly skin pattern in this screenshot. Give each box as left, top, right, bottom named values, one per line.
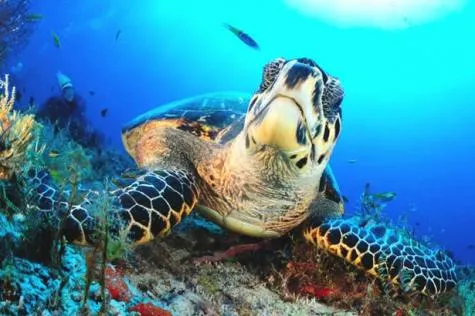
left=27, top=168, right=199, bottom=245
left=112, top=169, right=199, bottom=244
left=304, top=217, right=457, bottom=297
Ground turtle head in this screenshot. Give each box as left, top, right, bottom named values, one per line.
left=244, top=57, right=344, bottom=172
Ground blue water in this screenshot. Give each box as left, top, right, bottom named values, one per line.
left=4, top=0, right=475, bottom=265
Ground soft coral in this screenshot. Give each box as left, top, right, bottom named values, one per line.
left=298, top=283, right=336, bottom=300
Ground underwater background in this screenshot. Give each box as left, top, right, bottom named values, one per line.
left=1, top=1, right=475, bottom=315
left=5, top=0, right=472, bottom=264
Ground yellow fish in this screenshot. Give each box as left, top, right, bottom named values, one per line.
left=48, top=150, right=60, bottom=158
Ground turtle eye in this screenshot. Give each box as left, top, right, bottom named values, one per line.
left=257, top=57, right=286, bottom=93
left=321, top=77, right=344, bottom=122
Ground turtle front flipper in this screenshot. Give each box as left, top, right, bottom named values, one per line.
left=110, top=169, right=199, bottom=244
left=303, top=217, right=458, bottom=297
left=27, top=168, right=199, bottom=246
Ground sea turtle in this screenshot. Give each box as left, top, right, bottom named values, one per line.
left=29, top=57, right=456, bottom=297
left=117, top=56, right=345, bottom=243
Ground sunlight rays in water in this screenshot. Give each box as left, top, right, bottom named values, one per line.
left=285, top=0, right=467, bottom=29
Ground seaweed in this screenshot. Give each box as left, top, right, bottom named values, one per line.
left=78, top=179, right=133, bottom=315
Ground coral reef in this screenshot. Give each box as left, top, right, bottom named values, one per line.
left=104, top=217, right=351, bottom=316
left=0, top=218, right=348, bottom=315
left=37, top=123, right=94, bottom=184
left=35, top=122, right=134, bottom=186
left=0, top=189, right=473, bottom=315
left=0, top=74, right=38, bottom=180
left=455, top=266, right=475, bottom=315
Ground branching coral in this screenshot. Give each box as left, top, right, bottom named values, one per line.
left=0, top=74, right=38, bottom=180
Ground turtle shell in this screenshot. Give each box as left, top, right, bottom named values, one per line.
left=122, top=91, right=251, bottom=157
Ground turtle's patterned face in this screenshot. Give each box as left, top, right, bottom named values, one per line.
left=244, top=57, right=343, bottom=172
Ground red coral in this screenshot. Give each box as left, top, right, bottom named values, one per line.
left=105, top=266, right=131, bottom=302
left=129, top=303, right=172, bottom=316
left=298, top=283, right=336, bottom=300
left=394, top=308, right=406, bottom=316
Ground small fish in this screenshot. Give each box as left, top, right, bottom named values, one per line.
left=347, top=159, right=358, bottom=164
left=467, top=244, right=475, bottom=250
left=48, top=150, right=60, bottom=158
left=223, top=23, right=259, bottom=50
left=89, top=91, right=96, bottom=96
left=100, top=108, right=108, bottom=117
left=52, top=32, right=61, bottom=48
left=398, top=213, right=408, bottom=224
left=342, top=195, right=349, bottom=203
left=28, top=96, right=35, bottom=107
left=25, top=13, right=43, bottom=22
left=15, top=90, right=23, bottom=101
left=115, top=29, right=122, bottom=41
left=364, top=182, right=371, bottom=196
left=372, top=192, right=397, bottom=203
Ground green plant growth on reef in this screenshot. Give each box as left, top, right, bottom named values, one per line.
left=36, top=122, right=93, bottom=185
left=79, top=179, right=133, bottom=315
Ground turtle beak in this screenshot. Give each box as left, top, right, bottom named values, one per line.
left=246, top=95, right=310, bottom=157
